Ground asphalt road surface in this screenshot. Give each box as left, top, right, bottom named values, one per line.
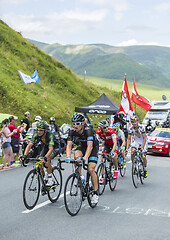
left=0, top=153, right=170, bottom=240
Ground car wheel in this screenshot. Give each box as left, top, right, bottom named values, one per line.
left=166, top=147, right=170, bottom=157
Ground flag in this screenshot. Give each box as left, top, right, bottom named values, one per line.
left=131, top=78, right=152, bottom=111
left=118, top=74, right=133, bottom=115
left=18, top=70, right=40, bottom=84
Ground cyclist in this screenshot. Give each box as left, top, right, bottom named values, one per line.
left=126, top=116, right=148, bottom=178
left=20, top=121, right=59, bottom=186
left=96, top=120, right=118, bottom=181
left=112, top=122, right=126, bottom=162
left=65, top=113, right=99, bottom=204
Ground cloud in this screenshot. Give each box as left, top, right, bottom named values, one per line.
left=154, top=2, right=170, bottom=11
left=116, top=39, right=167, bottom=47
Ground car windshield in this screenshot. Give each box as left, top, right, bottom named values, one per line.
left=144, top=111, right=168, bottom=121
left=150, top=130, right=170, bottom=138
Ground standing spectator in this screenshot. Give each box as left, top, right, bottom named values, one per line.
left=22, top=111, right=30, bottom=133
left=32, top=116, right=42, bottom=129
left=49, top=117, right=60, bottom=136
left=0, top=119, right=17, bottom=170
left=8, top=116, right=26, bottom=166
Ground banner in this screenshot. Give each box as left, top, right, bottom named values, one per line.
left=18, top=70, right=40, bottom=84
left=118, top=74, right=133, bottom=115
left=131, top=78, right=152, bottom=111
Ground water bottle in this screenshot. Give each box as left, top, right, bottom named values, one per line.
left=118, top=156, right=121, bottom=164
left=80, top=175, right=86, bottom=186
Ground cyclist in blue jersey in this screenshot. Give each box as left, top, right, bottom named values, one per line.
left=65, top=113, right=99, bottom=204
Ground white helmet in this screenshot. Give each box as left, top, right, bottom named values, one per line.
left=35, top=116, right=42, bottom=121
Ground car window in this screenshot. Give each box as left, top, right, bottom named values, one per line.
left=150, top=130, right=170, bottom=138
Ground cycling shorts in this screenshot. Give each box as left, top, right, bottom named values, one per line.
left=131, top=142, right=148, bottom=153
left=75, top=144, right=99, bottom=163
left=103, top=143, right=118, bottom=154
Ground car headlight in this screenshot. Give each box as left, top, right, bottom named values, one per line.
left=157, top=142, right=167, bottom=146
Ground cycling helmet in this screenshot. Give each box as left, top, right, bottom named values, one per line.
left=130, top=115, right=138, bottom=121
left=112, top=122, right=120, bottom=129
left=36, top=121, right=48, bottom=130
left=35, top=116, right=42, bottom=121
left=72, top=113, right=85, bottom=123
left=105, top=117, right=110, bottom=121
left=50, top=117, right=55, bottom=122
left=98, top=120, right=108, bottom=128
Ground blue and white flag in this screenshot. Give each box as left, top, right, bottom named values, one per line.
left=18, top=70, right=40, bottom=84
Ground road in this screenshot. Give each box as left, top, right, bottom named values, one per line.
left=0, top=154, right=170, bottom=240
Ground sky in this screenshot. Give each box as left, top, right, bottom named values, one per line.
left=0, top=0, right=170, bottom=47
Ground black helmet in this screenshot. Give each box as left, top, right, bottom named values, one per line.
left=98, top=120, right=108, bottom=128
left=72, top=113, right=85, bottom=122
left=50, top=117, right=55, bottom=122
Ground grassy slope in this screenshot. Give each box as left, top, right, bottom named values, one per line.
left=0, top=20, right=129, bottom=126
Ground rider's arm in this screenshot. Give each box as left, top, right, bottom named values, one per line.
left=84, top=140, right=93, bottom=161
left=66, top=140, right=72, bottom=158
left=24, top=142, right=34, bottom=155
left=126, top=134, right=131, bottom=150
left=111, top=136, right=117, bottom=153
left=141, top=133, right=147, bottom=150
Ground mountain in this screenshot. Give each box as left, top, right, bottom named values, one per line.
left=0, top=20, right=124, bottom=124
left=28, top=40, right=170, bottom=88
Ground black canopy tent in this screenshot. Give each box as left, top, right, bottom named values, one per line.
left=75, top=93, right=119, bottom=115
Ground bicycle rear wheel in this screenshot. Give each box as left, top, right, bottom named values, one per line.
left=87, top=174, right=99, bottom=208
left=23, top=169, right=40, bottom=210
left=109, top=167, right=117, bottom=191
left=64, top=173, right=83, bottom=216
left=97, top=163, right=106, bottom=195
left=132, top=160, right=139, bottom=188
left=119, top=157, right=126, bottom=177
left=48, top=166, right=62, bottom=203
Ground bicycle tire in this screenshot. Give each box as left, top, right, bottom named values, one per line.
left=119, top=157, right=126, bottom=177
left=87, top=174, right=99, bottom=208
left=48, top=166, right=62, bottom=203
left=132, top=159, right=139, bottom=188
left=64, top=173, right=83, bottom=216
left=108, top=165, right=117, bottom=191
left=97, top=163, right=106, bottom=195
left=23, top=169, right=40, bottom=210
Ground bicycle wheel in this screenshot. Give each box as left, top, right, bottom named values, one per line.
left=87, top=174, right=99, bottom=208
left=23, top=169, right=40, bottom=210
left=48, top=166, right=62, bottom=203
left=132, top=159, right=139, bottom=188
left=120, top=157, right=126, bottom=177
left=64, top=173, right=83, bottom=216
left=109, top=166, right=117, bottom=191
left=139, top=160, right=144, bottom=184
left=97, top=163, right=106, bottom=195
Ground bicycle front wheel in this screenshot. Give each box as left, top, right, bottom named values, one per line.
left=119, top=157, right=126, bottom=177
left=64, top=173, right=83, bottom=216
left=23, top=169, right=40, bottom=210
left=132, top=160, right=139, bottom=188
left=97, top=163, right=106, bottom=195
left=48, top=166, right=62, bottom=203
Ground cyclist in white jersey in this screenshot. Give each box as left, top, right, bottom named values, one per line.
left=126, top=116, right=148, bottom=178
left=112, top=123, right=126, bottom=160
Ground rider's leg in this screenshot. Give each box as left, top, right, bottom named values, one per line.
left=112, top=152, right=118, bottom=168
left=142, top=153, right=147, bottom=168
left=74, top=150, right=83, bottom=174
left=88, top=162, right=98, bottom=191
left=131, top=147, right=136, bottom=163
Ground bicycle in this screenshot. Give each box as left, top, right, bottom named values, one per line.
left=131, top=148, right=145, bottom=188
left=117, top=150, right=126, bottom=177
left=97, top=153, right=117, bottom=195
left=23, top=157, right=64, bottom=210
left=64, top=158, right=99, bottom=216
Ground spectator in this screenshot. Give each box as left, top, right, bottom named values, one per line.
left=105, top=117, right=110, bottom=126
left=8, top=116, right=26, bottom=166
left=49, top=117, right=60, bottom=136
left=32, top=115, right=42, bottom=129
left=0, top=119, right=17, bottom=170
left=22, top=111, right=30, bottom=133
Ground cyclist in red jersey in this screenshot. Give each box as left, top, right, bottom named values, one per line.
left=96, top=120, right=118, bottom=179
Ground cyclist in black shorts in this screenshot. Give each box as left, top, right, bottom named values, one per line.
left=65, top=113, right=99, bottom=204
left=20, top=121, right=59, bottom=187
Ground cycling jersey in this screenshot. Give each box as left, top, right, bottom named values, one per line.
left=116, top=129, right=125, bottom=141
left=96, top=127, right=116, bottom=145
left=68, top=125, right=98, bottom=163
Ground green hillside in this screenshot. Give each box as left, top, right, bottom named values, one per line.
left=30, top=40, right=170, bottom=88
left=1, top=20, right=136, bottom=125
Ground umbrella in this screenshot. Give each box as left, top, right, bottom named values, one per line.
left=0, top=113, right=18, bottom=123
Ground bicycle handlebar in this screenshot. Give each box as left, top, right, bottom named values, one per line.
left=69, top=157, right=88, bottom=171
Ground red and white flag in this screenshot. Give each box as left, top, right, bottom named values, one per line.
left=118, top=74, right=133, bottom=115
left=131, top=78, right=152, bottom=111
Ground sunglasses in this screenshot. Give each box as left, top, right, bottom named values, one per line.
left=73, top=122, right=82, bottom=126
left=131, top=120, right=137, bottom=123
left=37, top=128, right=45, bottom=131
left=102, top=126, right=108, bottom=129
